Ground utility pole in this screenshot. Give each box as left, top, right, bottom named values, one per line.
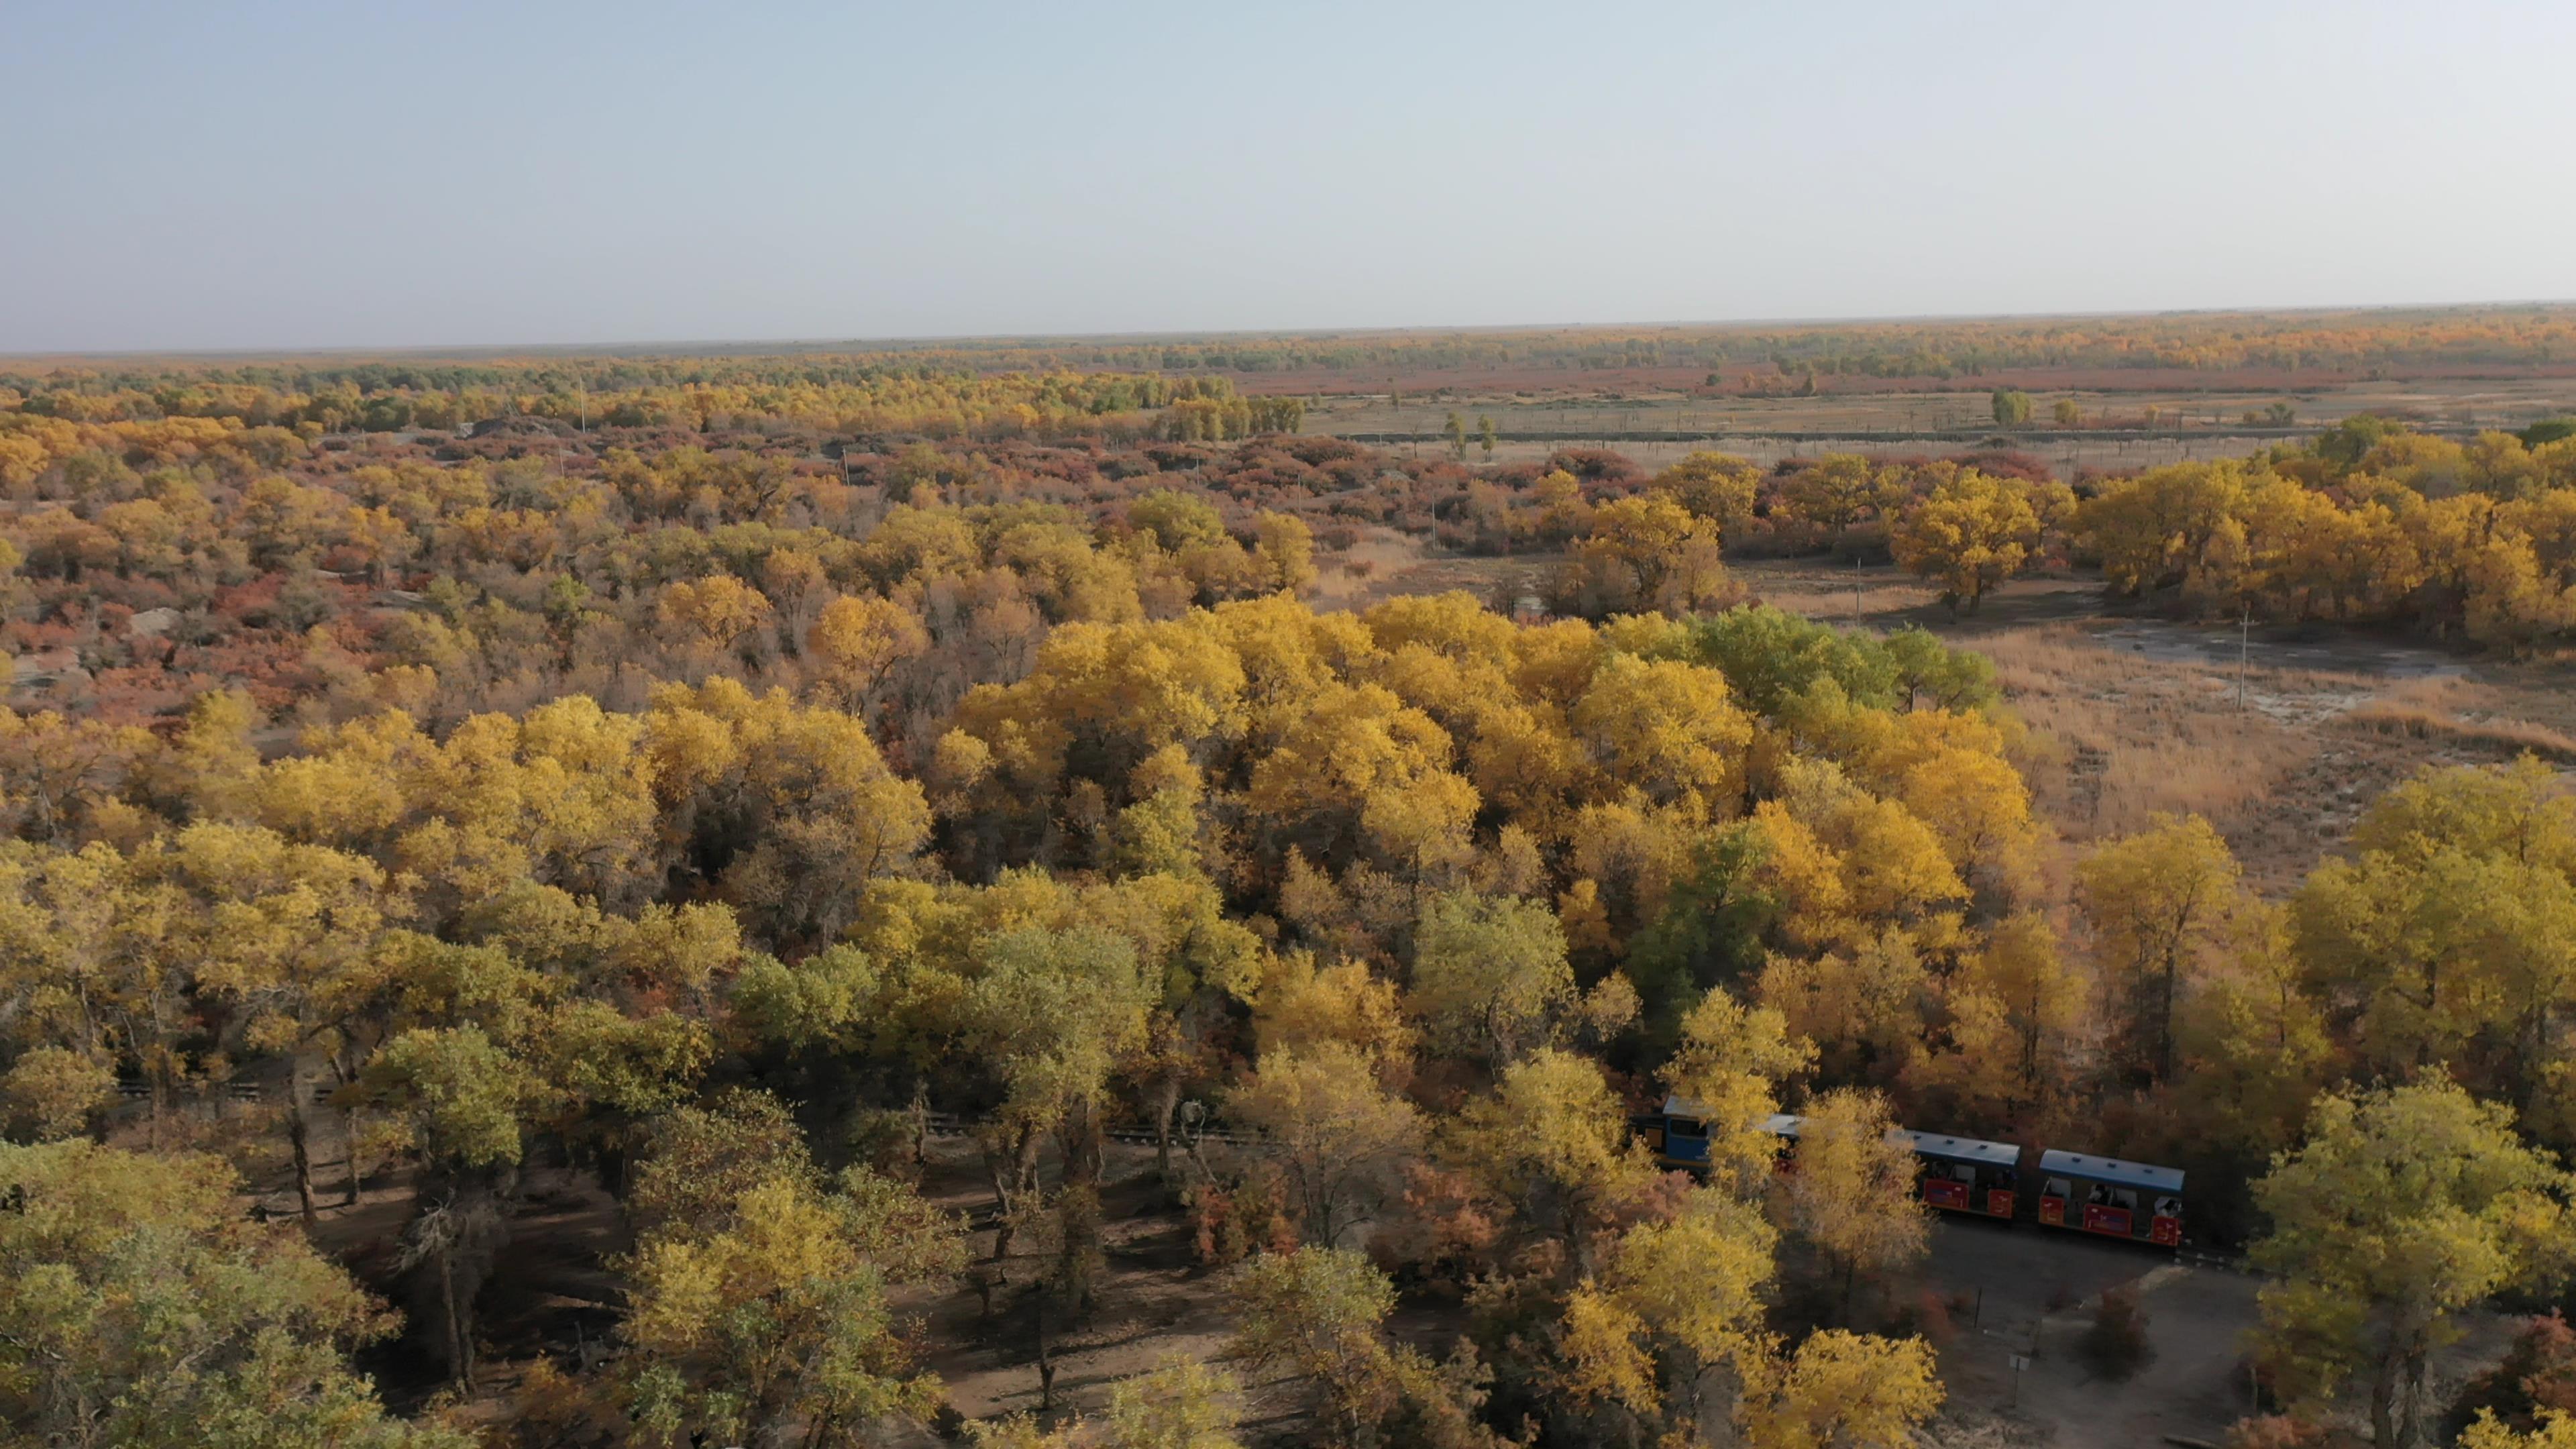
left=2239, top=605, right=2251, bottom=710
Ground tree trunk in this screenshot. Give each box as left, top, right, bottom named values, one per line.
left=2155, top=950, right=2178, bottom=1084
left=288, top=1089, right=317, bottom=1223
left=1036, top=1303, right=1057, bottom=1413
left=1153, top=1074, right=1181, bottom=1181
left=754, top=1408, right=804, bottom=1449
left=407, top=1180, right=509, bottom=1396
left=2394, top=1348, right=2430, bottom=1449
left=987, top=1152, right=1016, bottom=1263
left=2369, top=1352, right=2400, bottom=1449
left=440, top=1250, right=474, bottom=1393
left=342, top=1103, right=364, bottom=1205
left=2522, top=1009, right=2552, bottom=1116
left=1061, top=1097, right=1104, bottom=1191
left=988, top=1126, right=1042, bottom=1262
left=910, top=1085, right=930, bottom=1175
left=2416, top=956, right=2441, bottom=1069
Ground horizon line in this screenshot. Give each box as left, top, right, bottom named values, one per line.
left=9, top=297, right=2576, bottom=367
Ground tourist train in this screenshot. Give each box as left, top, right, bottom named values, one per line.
left=1637, top=1096, right=2185, bottom=1246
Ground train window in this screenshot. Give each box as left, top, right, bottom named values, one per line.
left=2084, top=1183, right=2110, bottom=1205
left=2042, top=1177, right=2070, bottom=1199
left=2153, top=1196, right=2182, bottom=1219
left=1666, top=1118, right=1706, bottom=1139
left=2109, top=1188, right=2139, bottom=1213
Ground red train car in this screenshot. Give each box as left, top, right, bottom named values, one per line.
left=1899, top=1130, right=2021, bottom=1220
left=2037, top=1150, right=2184, bottom=1245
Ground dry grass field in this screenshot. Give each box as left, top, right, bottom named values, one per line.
left=1737, top=560, right=2575, bottom=888
left=1301, top=373, right=2576, bottom=435
left=1335, top=545, right=2575, bottom=893
left=1295, top=370, right=2576, bottom=474
left=1411, top=432, right=2328, bottom=474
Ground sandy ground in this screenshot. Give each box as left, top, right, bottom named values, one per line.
left=1921, top=1218, right=2521, bottom=1449
left=908, top=1143, right=1230, bottom=1428
left=1922, top=1220, right=2265, bottom=1448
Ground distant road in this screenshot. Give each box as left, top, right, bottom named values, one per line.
left=1332, top=424, right=2492, bottom=446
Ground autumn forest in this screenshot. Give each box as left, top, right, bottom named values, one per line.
left=6, top=311, right=2576, bottom=1449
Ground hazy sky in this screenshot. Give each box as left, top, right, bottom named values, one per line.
left=5, top=0, right=2571, bottom=354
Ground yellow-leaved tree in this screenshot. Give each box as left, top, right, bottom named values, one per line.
left=2292, top=757, right=2576, bottom=1108
left=1559, top=1184, right=1779, bottom=1434
left=1655, top=450, right=1761, bottom=536
left=1449, top=1047, right=1656, bottom=1263
left=1559, top=1172, right=1943, bottom=1449
left=1408, top=890, right=1576, bottom=1066
left=620, top=1093, right=965, bottom=1449
left=1660, top=985, right=1816, bottom=1192
left=1226, top=1041, right=1426, bottom=1248
left=804, top=591, right=929, bottom=709
left=0, top=1140, right=470, bottom=1449
left=2251, top=1079, right=2573, bottom=1449
left=1733, top=1328, right=1944, bottom=1449
left=2461, top=1412, right=2576, bottom=1449
left=1783, top=1087, right=1931, bottom=1322
left=1890, top=469, right=2043, bottom=613
left=2077, top=812, right=2243, bottom=1086
left=2246, top=1077, right=2565, bottom=1433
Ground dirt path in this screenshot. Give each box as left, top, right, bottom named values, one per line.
left=1923, top=1224, right=2283, bottom=1449
left=900, top=1140, right=1303, bottom=1442
left=2001, top=1264, right=2262, bottom=1448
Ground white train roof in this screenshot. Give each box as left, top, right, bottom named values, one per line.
left=2037, top=1149, right=2185, bottom=1193
left=1898, top=1130, right=2021, bottom=1167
